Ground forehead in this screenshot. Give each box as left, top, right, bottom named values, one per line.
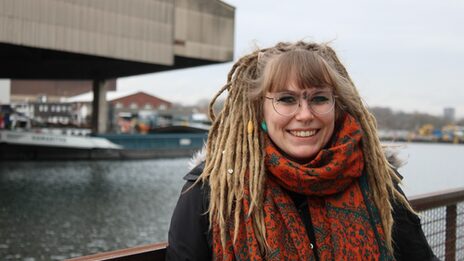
left=265, top=70, right=334, bottom=94
left=270, top=84, right=332, bottom=93
left=260, top=49, right=338, bottom=98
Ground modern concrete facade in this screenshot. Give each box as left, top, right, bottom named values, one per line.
left=175, top=0, right=234, bottom=62
left=0, top=0, right=234, bottom=79
left=0, top=0, right=235, bottom=133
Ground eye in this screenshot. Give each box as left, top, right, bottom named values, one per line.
left=276, top=94, right=298, bottom=105
left=310, top=94, right=331, bottom=104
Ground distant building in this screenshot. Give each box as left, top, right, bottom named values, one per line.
left=444, top=107, right=455, bottom=122
left=6, top=80, right=114, bottom=128
left=110, top=92, right=173, bottom=133
left=34, top=103, right=74, bottom=125
left=110, top=91, right=172, bottom=112
left=9, top=101, right=79, bottom=128
left=65, top=91, right=174, bottom=132
left=7, top=89, right=204, bottom=133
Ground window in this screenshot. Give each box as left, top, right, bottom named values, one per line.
left=130, top=103, right=138, bottom=109
left=144, top=104, right=152, bottom=109
left=115, top=102, right=123, bottom=109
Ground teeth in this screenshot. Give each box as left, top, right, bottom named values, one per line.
left=290, top=130, right=316, bottom=137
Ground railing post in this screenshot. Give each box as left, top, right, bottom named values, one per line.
left=445, top=204, right=457, bottom=261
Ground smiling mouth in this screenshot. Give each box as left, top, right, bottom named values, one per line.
left=289, top=130, right=317, bottom=137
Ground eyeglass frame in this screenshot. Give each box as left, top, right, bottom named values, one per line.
left=264, top=90, right=337, bottom=117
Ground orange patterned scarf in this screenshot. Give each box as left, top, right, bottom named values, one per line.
left=212, top=114, right=393, bottom=260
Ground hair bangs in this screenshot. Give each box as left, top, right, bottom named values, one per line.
left=262, top=49, right=335, bottom=93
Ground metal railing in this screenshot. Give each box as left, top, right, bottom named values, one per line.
left=67, top=187, right=464, bottom=261
left=67, top=242, right=167, bottom=261
left=409, top=187, right=464, bottom=261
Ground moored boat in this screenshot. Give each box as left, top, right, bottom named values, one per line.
left=0, top=124, right=209, bottom=160
left=0, top=130, right=122, bottom=160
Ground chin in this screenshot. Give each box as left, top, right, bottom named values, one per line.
left=289, top=151, right=317, bottom=163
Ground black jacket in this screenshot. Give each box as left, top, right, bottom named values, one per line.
left=166, top=162, right=438, bottom=261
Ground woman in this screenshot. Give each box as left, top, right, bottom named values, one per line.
left=167, top=41, right=437, bottom=260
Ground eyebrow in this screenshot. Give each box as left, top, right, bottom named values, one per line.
left=273, top=88, right=331, bottom=96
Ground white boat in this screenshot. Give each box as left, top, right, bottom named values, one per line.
left=0, top=123, right=210, bottom=160
left=0, top=130, right=122, bottom=149
left=0, top=130, right=122, bottom=160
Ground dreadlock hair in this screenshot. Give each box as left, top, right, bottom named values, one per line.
left=198, top=41, right=414, bottom=256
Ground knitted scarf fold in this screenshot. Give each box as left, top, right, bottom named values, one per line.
left=212, top=114, right=393, bottom=260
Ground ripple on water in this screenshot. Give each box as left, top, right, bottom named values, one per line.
left=0, top=158, right=191, bottom=260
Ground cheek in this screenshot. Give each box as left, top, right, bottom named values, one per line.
left=263, top=102, right=279, bottom=126
left=322, top=115, right=336, bottom=142
left=263, top=102, right=272, bottom=123
left=263, top=102, right=288, bottom=136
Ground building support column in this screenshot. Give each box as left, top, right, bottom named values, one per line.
left=0, top=79, right=11, bottom=104
left=91, top=79, right=108, bottom=134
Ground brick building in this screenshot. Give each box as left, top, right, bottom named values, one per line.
left=111, top=91, right=172, bottom=111
left=109, top=91, right=173, bottom=133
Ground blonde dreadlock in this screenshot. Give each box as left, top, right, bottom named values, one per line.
left=198, top=41, right=414, bottom=255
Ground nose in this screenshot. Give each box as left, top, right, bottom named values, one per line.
left=294, top=101, right=315, bottom=121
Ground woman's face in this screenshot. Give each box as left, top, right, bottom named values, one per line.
left=263, top=84, right=335, bottom=162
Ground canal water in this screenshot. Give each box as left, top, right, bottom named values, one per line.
left=0, top=143, right=463, bottom=260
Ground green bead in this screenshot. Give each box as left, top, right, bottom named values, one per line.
left=261, top=121, right=268, bottom=133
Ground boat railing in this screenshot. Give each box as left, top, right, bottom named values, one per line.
left=67, top=187, right=464, bottom=261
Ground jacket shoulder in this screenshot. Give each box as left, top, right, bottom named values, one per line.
left=166, top=161, right=211, bottom=260
left=391, top=170, right=438, bottom=260
left=183, top=161, right=205, bottom=182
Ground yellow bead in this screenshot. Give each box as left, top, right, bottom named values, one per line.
left=247, top=121, right=253, bottom=134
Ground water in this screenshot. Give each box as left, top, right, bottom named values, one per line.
left=0, top=159, right=189, bottom=260
left=393, top=142, right=464, bottom=195
left=0, top=143, right=463, bottom=260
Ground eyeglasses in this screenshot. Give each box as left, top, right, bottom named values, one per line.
left=265, top=90, right=335, bottom=116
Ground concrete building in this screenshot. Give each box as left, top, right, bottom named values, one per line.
left=0, top=0, right=235, bottom=133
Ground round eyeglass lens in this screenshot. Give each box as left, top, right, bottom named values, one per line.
left=272, top=92, right=334, bottom=116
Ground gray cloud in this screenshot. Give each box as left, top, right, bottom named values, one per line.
left=118, top=0, right=464, bottom=117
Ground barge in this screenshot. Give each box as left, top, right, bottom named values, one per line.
left=0, top=125, right=208, bottom=160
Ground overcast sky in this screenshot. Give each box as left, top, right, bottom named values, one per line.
left=118, top=0, right=464, bottom=118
